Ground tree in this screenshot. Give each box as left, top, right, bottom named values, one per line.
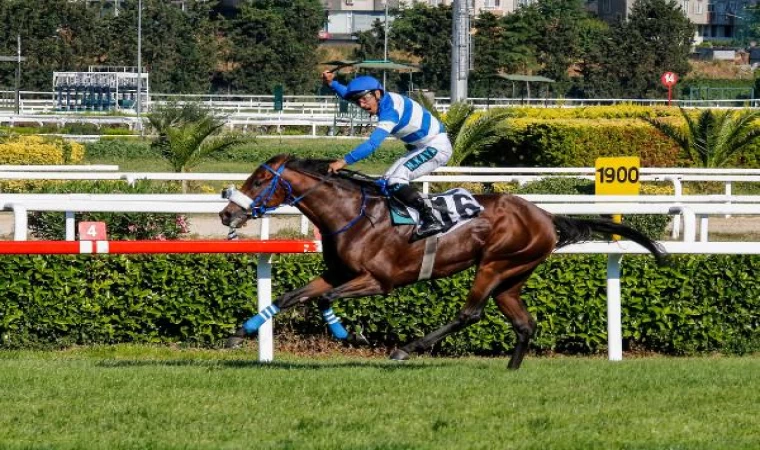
left=415, top=94, right=511, bottom=166
left=574, top=18, right=620, bottom=98
left=0, top=0, right=100, bottom=90
left=228, top=0, right=323, bottom=94
left=391, top=3, right=452, bottom=93
left=643, top=108, right=760, bottom=167
left=607, top=0, right=695, bottom=98
left=527, top=0, right=589, bottom=83
left=352, top=19, right=386, bottom=61
left=147, top=102, right=247, bottom=191
left=97, top=0, right=218, bottom=93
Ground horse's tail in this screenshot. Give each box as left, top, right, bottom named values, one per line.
left=552, top=215, right=669, bottom=266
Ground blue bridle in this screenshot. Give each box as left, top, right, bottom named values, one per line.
left=249, top=164, right=295, bottom=218
left=223, top=162, right=368, bottom=236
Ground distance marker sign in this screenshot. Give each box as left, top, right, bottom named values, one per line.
left=595, top=156, right=641, bottom=195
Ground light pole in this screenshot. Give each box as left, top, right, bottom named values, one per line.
left=451, top=0, right=470, bottom=102
left=0, top=35, right=25, bottom=115
left=15, top=35, right=20, bottom=114
left=383, top=0, right=389, bottom=87
left=136, top=0, right=143, bottom=135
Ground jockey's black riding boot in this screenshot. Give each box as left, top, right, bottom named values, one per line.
left=392, top=184, right=444, bottom=239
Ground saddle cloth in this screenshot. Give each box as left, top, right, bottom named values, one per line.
left=389, top=188, right=484, bottom=233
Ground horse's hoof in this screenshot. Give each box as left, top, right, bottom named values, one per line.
left=226, top=336, right=245, bottom=349
left=346, top=331, right=371, bottom=347
left=389, top=349, right=410, bottom=361
left=225, top=328, right=247, bottom=349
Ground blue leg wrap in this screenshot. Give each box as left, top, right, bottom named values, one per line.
left=243, top=304, right=281, bottom=335
left=321, top=307, right=348, bottom=340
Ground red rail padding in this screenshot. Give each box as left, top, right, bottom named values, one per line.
left=0, top=240, right=321, bottom=255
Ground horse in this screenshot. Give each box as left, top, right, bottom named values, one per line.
left=219, top=154, right=667, bottom=370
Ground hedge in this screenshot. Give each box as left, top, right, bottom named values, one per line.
left=484, top=119, right=687, bottom=168
left=0, top=135, right=85, bottom=165
left=1, top=254, right=758, bottom=355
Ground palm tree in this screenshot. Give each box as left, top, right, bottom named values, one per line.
left=414, top=95, right=511, bottom=166
left=643, top=107, right=760, bottom=168
left=147, top=102, right=249, bottom=191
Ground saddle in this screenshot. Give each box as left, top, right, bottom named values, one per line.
left=338, top=170, right=484, bottom=238
left=389, top=188, right=483, bottom=235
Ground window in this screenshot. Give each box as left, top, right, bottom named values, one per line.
left=681, top=0, right=689, bottom=12
left=495, top=0, right=500, bottom=6
left=696, top=2, right=703, bottom=13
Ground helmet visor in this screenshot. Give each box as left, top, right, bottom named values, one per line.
left=349, top=89, right=373, bottom=103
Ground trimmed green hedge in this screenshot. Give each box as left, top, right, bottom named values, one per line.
left=485, top=119, right=687, bottom=168
left=84, top=139, right=407, bottom=165
left=2, top=254, right=758, bottom=355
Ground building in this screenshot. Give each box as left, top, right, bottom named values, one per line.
left=321, top=0, right=530, bottom=40
left=596, top=0, right=755, bottom=42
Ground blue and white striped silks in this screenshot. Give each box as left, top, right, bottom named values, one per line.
left=321, top=307, right=348, bottom=340
left=242, top=304, right=281, bottom=334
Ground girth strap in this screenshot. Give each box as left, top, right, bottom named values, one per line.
left=418, top=235, right=439, bottom=281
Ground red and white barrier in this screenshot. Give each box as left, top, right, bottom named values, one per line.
left=0, top=239, right=321, bottom=362
left=0, top=239, right=321, bottom=255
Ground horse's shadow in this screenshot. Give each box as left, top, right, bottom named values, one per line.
left=96, top=358, right=468, bottom=371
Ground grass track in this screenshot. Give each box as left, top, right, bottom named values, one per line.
left=0, top=346, right=758, bottom=449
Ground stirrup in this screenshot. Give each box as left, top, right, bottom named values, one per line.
left=411, top=220, right=444, bottom=241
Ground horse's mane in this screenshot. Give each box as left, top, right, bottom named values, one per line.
left=284, top=156, right=385, bottom=195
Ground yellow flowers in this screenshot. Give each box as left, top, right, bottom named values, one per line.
left=0, top=135, right=84, bottom=165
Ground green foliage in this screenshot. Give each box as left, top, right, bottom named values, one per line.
left=226, top=0, right=324, bottom=94
left=147, top=102, right=248, bottom=176
left=484, top=119, right=684, bottom=167
left=413, top=96, right=512, bottom=166
left=1, top=254, right=758, bottom=356
left=85, top=140, right=158, bottom=159
left=390, top=3, right=452, bottom=93
left=605, top=0, right=695, bottom=98
left=643, top=107, right=760, bottom=168
left=0, top=0, right=217, bottom=93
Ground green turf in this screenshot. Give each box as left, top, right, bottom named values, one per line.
left=0, top=346, right=758, bottom=450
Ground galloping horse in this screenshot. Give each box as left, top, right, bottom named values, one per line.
left=219, top=154, right=667, bottom=370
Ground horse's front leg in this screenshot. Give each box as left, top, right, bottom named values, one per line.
left=227, top=275, right=335, bottom=348
left=227, top=273, right=384, bottom=348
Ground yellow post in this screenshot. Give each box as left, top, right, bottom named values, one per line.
left=612, top=214, right=622, bottom=241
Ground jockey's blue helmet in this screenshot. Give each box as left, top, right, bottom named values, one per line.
left=346, top=76, right=384, bottom=101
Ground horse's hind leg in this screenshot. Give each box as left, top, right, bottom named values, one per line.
left=391, top=264, right=505, bottom=360
left=492, top=272, right=537, bottom=370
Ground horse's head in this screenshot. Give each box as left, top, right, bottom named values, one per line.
left=219, top=154, right=294, bottom=228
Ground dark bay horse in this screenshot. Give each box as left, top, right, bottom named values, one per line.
left=219, top=154, right=667, bottom=370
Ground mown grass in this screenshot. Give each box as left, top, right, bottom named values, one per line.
left=0, top=345, right=758, bottom=450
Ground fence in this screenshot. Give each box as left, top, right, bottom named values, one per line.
left=3, top=168, right=760, bottom=361
left=0, top=239, right=320, bottom=362
left=3, top=237, right=760, bottom=363
left=3, top=91, right=760, bottom=115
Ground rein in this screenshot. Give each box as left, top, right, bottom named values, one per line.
left=223, top=162, right=371, bottom=236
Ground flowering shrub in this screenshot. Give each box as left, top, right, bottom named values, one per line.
left=0, top=135, right=84, bottom=165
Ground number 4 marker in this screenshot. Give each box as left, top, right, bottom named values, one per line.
left=78, top=222, right=108, bottom=241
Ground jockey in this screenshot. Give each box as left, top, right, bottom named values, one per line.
left=322, top=72, right=452, bottom=240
